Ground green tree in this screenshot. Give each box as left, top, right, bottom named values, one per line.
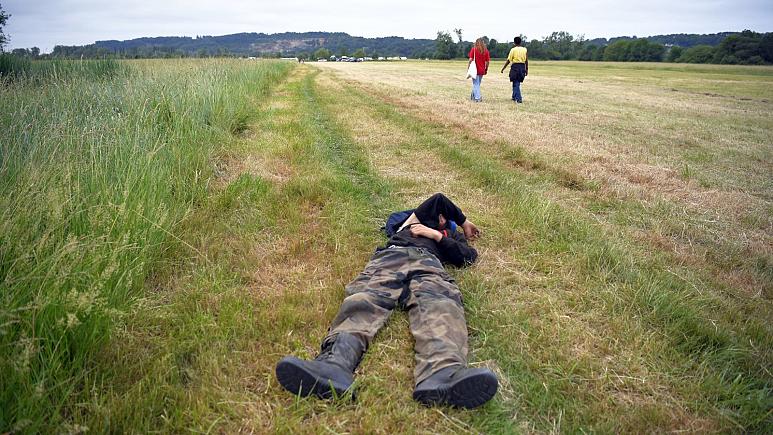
left=487, top=38, right=510, bottom=58
left=644, top=41, right=666, bottom=61
left=713, top=30, right=765, bottom=64
left=314, top=48, right=331, bottom=60
left=625, top=39, right=665, bottom=61
left=544, top=31, right=581, bottom=60
left=676, top=45, right=715, bottom=63
left=526, top=39, right=546, bottom=59
left=434, top=31, right=455, bottom=60
left=628, top=39, right=647, bottom=61
left=667, top=46, right=683, bottom=62
left=603, top=40, right=630, bottom=61
left=0, top=2, right=10, bottom=52
left=453, top=28, right=463, bottom=43
left=592, top=45, right=606, bottom=61
left=760, top=33, right=773, bottom=63
left=353, top=48, right=366, bottom=58
left=578, top=44, right=598, bottom=61
left=487, top=38, right=498, bottom=54
left=453, top=28, right=464, bottom=58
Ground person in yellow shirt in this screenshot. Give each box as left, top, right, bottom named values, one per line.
left=500, top=37, right=528, bottom=103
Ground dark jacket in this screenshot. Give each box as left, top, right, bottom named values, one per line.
left=385, top=227, right=477, bottom=267
left=381, top=193, right=477, bottom=267
left=509, top=62, right=527, bottom=83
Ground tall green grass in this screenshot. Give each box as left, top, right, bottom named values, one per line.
left=0, top=58, right=292, bottom=432
left=0, top=54, right=123, bottom=82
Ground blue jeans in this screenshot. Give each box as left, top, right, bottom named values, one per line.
left=471, top=75, right=483, bottom=101
left=512, top=81, right=522, bottom=103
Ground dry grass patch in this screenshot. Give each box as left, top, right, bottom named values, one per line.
left=212, top=152, right=294, bottom=188
left=315, top=74, right=465, bottom=196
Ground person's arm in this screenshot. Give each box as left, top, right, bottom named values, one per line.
left=409, top=224, right=478, bottom=266
left=500, top=59, right=510, bottom=73
left=461, top=220, right=480, bottom=240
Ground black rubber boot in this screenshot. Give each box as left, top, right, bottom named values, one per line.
left=276, top=332, right=365, bottom=400
left=413, top=365, right=498, bottom=409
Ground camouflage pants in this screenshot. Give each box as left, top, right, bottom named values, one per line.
left=325, top=246, right=468, bottom=385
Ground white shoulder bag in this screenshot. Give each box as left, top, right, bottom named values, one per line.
left=466, top=51, right=477, bottom=79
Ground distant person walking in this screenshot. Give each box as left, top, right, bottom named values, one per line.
left=467, top=38, right=491, bottom=102
left=500, top=37, right=528, bottom=103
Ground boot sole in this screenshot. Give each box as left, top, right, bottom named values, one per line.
left=413, top=371, right=498, bottom=409
left=275, top=357, right=354, bottom=400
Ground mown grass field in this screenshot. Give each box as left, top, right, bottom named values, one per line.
left=1, top=58, right=771, bottom=433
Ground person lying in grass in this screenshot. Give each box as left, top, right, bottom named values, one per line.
left=276, top=193, right=498, bottom=409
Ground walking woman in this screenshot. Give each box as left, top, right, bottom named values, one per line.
left=500, top=36, right=528, bottom=103
left=467, top=38, right=490, bottom=102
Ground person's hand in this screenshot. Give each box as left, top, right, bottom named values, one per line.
left=461, top=221, right=481, bottom=240
left=500, top=67, right=505, bottom=73
left=410, top=224, right=442, bottom=242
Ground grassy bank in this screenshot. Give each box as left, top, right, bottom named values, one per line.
left=0, top=58, right=292, bottom=432
left=2, top=58, right=771, bottom=432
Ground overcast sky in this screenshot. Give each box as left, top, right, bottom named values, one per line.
left=4, top=0, right=773, bottom=53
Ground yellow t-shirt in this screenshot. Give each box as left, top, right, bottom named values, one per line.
left=507, top=46, right=528, bottom=63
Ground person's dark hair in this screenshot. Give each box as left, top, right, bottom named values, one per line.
left=514, top=36, right=522, bottom=45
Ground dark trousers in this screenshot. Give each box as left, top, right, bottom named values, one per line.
left=509, top=63, right=526, bottom=103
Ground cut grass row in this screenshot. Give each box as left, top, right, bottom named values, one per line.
left=317, top=68, right=772, bottom=431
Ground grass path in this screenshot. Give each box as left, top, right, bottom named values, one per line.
left=67, top=63, right=771, bottom=432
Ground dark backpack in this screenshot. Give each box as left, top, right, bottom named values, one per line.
left=382, top=209, right=415, bottom=237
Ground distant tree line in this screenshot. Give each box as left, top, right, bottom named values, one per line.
left=587, top=32, right=738, bottom=49
left=670, top=31, right=773, bottom=64
left=436, top=30, right=773, bottom=65
left=36, top=32, right=434, bottom=60
left=3, top=24, right=773, bottom=65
